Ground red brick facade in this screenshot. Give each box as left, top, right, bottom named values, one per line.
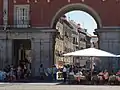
left=1, top=0, right=120, bottom=28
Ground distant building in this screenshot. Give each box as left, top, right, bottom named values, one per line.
left=55, top=20, right=64, bottom=65
left=91, top=36, right=98, bottom=48
left=69, top=20, right=79, bottom=51
left=69, top=20, right=80, bottom=66
left=77, top=24, right=87, bottom=49
left=69, top=21, right=91, bottom=66
left=86, top=32, right=92, bottom=48
left=55, top=16, right=73, bottom=66
left=55, top=17, right=92, bottom=67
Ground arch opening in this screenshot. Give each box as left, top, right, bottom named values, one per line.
left=53, top=3, right=101, bottom=67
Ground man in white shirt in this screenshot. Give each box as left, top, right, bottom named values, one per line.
left=63, top=65, right=67, bottom=83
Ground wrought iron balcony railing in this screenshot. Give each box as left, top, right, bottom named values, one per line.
left=0, top=20, right=31, bottom=29
left=14, top=20, right=30, bottom=28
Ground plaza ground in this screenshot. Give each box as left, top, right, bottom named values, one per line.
left=0, top=83, right=120, bottom=90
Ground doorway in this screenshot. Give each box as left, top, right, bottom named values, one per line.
left=12, top=39, right=31, bottom=68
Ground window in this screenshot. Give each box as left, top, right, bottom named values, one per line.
left=14, top=5, right=30, bottom=28
left=65, top=31, right=68, bottom=38
left=73, top=37, right=75, bottom=44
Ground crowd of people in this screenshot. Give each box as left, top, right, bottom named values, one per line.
left=0, top=63, right=120, bottom=85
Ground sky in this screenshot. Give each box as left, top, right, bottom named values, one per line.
left=65, top=11, right=97, bottom=36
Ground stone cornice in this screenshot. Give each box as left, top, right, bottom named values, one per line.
left=0, top=27, right=57, bottom=33
left=95, top=27, right=120, bottom=32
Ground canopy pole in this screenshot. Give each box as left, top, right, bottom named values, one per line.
left=90, top=57, right=94, bottom=80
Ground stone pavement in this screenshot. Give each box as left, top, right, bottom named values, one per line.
left=0, top=83, right=120, bottom=90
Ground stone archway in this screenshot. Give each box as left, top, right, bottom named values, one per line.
left=50, top=3, right=102, bottom=29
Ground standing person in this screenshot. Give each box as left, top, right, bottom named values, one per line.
left=66, top=65, right=70, bottom=79
left=39, top=64, right=44, bottom=80
left=46, top=67, right=52, bottom=81
left=52, top=65, right=58, bottom=81
left=0, top=71, right=6, bottom=81
left=9, top=67, right=16, bottom=81
left=17, top=66, right=22, bottom=80
left=24, top=65, right=28, bottom=79
left=63, top=65, right=67, bottom=83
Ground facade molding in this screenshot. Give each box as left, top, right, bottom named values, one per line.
left=0, top=28, right=57, bottom=33
left=96, top=27, right=120, bottom=32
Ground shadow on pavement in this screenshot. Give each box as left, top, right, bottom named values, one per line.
left=0, top=79, right=63, bottom=83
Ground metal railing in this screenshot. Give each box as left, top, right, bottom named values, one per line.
left=14, top=20, right=31, bottom=28
left=0, top=20, right=31, bottom=29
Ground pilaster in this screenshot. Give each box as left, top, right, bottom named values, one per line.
left=31, top=29, right=56, bottom=77
left=95, top=27, right=120, bottom=71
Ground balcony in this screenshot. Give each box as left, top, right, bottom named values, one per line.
left=0, top=20, right=31, bottom=30
left=14, top=20, right=31, bottom=28
left=56, top=31, right=64, bottom=40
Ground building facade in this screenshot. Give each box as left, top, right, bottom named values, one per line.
left=77, top=25, right=88, bottom=66
left=91, top=36, right=98, bottom=48
left=86, top=32, right=92, bottom=48
left=68, top=21, right=80, bottom=65
left=55, top=20, right=64, bottom=65
left=69, top=20, right=79, bottom=52
left=55, top=17, right=74, bottom=66
left=69, top=21, right=91, bottom=66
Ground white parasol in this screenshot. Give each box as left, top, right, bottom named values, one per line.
left=63, top=48, right=117, bottom=57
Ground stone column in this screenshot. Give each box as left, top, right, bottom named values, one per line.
left=7, top=39, right=13, bottom=65
left=0, top=40, right=6, bottom=69
left=40, top=39, right=51, bottom=68
left=31, top=38, right=55, bottom=76
left=31, top=39, right=41, bottom=77
left=95, top=27, right=120, bottom=71
left=0, top=32, right=13, bottom=69
left=0, top=39, right=12, bottom=70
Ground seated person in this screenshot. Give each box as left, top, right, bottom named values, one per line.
left=103, top=70, right=109, bottom=80
left=116, top=70, right=120, bottom=76
left=98, top=71, right=104, bottom=76
left=69, top=69, right=74, bottom=75
left=97, top=71, right=104, bottom=81
left=76, top=70, right=83, bottom=76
